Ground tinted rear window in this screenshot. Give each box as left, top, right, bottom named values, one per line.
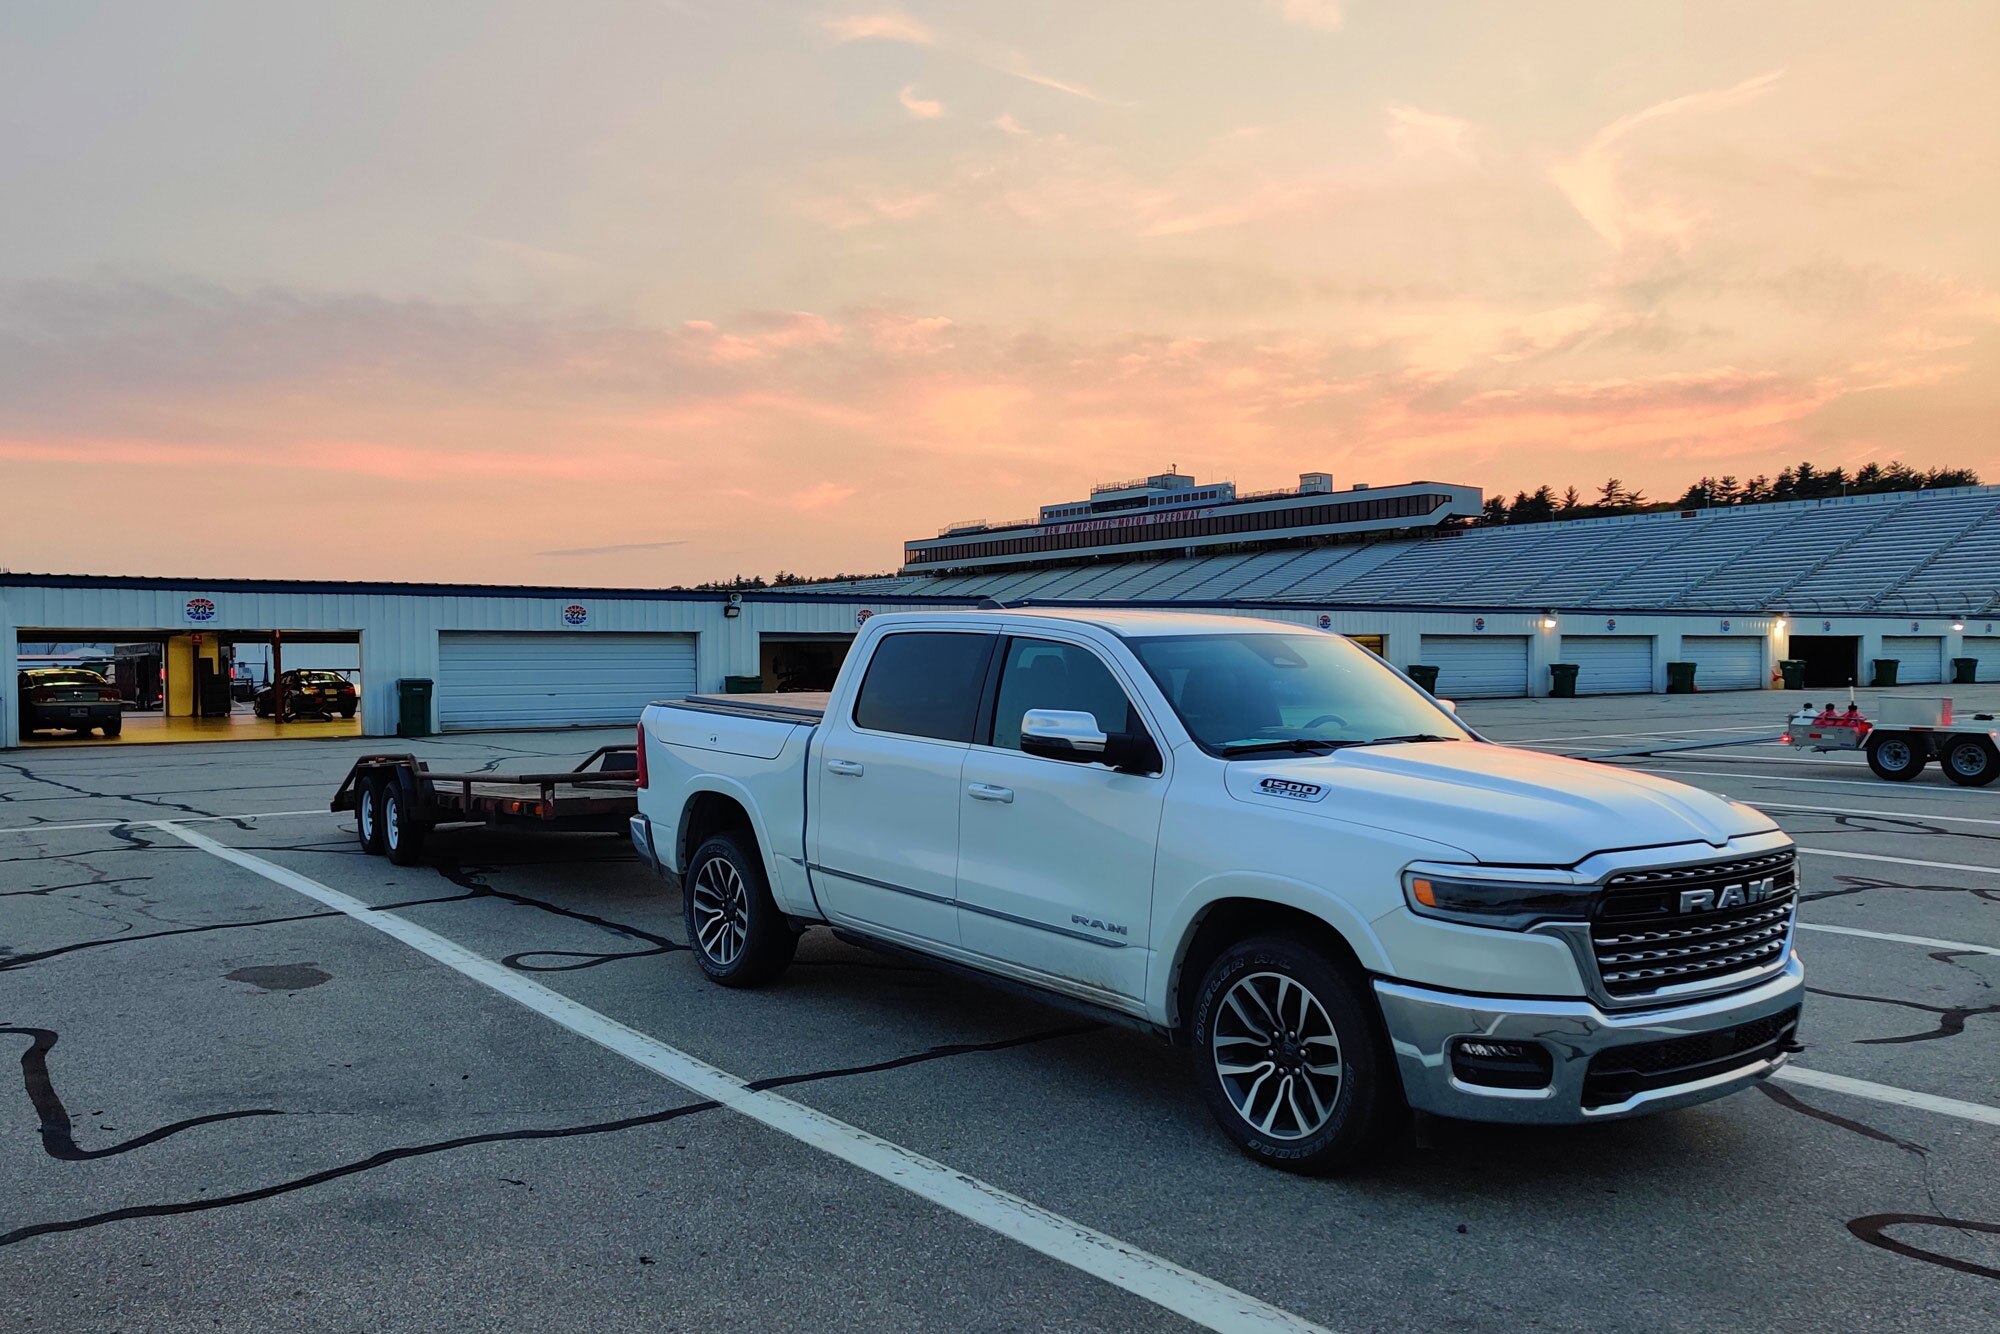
left=30, top=671, right=106, bottom=687
left=852, top=632, right=996, bottom=742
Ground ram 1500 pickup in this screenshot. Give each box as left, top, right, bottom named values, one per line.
left=631, top=609, right=1804, bottom=1172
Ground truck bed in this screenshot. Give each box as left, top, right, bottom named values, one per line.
left=671, top=691, right=831, bottom=723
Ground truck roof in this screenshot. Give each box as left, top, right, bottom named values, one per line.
left=873, top=607, right=1301, bottom=638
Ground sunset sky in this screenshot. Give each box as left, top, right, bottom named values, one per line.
left=3, top=1, right=1996, bottom=585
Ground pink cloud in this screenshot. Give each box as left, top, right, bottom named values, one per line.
left=898, top=84, right=945, bottom=119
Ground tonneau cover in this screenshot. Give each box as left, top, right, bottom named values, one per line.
left=669, top=691, right=830, bottom=723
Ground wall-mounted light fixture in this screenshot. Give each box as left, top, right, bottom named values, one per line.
left=723, top=592, right=743, bottom=619
left=1773, top=615, right=1788, bottom=633
left=1540, top=611, right=1558, bottom=630
left=1952, top=618, right=1967, bottom=632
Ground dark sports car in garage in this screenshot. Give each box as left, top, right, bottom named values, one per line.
left=254, top=670, right=358, bottom=720
left=18, top=668, right=125, bottom=737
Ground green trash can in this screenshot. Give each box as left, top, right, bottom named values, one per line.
left=395, top=678, right=433, bottom=738
left=1953, top=657, right=1978, bottom=684
left=723, top=674, right=764, bottom=694
left=1407, top=664, right=1441, bottom=695
left=1666, top=661, right=1697, bottom=694
left=1871, top=658, right=1900, bottom=687
left=1550, top=663, right=1579, bottom=698
left=1779, top=659, right=1807, bottom=690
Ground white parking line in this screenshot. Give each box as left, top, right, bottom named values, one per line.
left=1756, top=801, right=2000, bottom=827
left=1626, top=765, right=1944, bottom=793
left=0, top=809, right=329, bottom=836
left=1772, top=1068, right=2000, bottom=1129
left=1797, top=847, right=2000, bottom=876
left=1503, top=726, right=1773, bottom=745
left=155, top=821, right=1328, bottom=1334
left=1798, top=923, right=2000, bottom=957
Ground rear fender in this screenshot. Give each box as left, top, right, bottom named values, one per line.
left=675, top=777, right=811, bottom=915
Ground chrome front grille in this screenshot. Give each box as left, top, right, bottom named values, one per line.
left=1590, top=851, right=1798, bottom=998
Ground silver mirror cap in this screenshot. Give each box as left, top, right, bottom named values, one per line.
left=1020, top=709, right=1108, bottom=753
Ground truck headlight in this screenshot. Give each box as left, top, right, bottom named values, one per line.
left=1402, top=863, right=1598, bottom=931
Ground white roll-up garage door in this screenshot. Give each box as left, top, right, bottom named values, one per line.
left=1963, top=637, right=2000, bottom=683
left=1680, top=636, right=1764, bottom=691
left=1881, top=635, right=1944, bottom=685
left=1419, top=635, right=1530, bottom=698
left=1559, top=636, right=1654, bottom=695
left=437, top=632, right=697, bottom=731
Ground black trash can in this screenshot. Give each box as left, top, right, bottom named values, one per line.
left=1779, top=659, right=1807, bottom=690
left=396, top=678, right=433, bottom=738
left=1550, top=663, right=1579, bottom=698
left=1407, top=664, right=1441, bottom=695
left=1666, top=661, right=1697, bottom=694
left=723, top=674, right=764, bottom=694
left=1871, top=658, right=1900, bottom=687
left=1953, top=657, right=1978, bottom=684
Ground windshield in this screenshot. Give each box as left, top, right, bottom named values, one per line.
left=1128, top=632, right=1472, bottom=756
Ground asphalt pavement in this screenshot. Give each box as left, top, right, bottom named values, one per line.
left=1, top=686, right=1996, bottom=1331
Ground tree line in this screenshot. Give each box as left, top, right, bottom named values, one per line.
left=1479, top=460, right=1980, bottom=527
left=688, top=569, right=895, bottom=590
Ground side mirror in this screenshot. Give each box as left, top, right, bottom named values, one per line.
left=1019, top=709, right=1107, bottom=756
left=1019, top=709, right=1160, bottom=774
left=1437, top=699, right=1456, bottom=713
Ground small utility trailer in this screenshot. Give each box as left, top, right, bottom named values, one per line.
left=1783, top=697, right=1999, bottom=787
left=331, top=745, right=639, bottom=864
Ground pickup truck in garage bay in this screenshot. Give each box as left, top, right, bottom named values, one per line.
left=630, top=609, right=1804, bottom=1172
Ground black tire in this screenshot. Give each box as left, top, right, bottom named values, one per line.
left=381, top=781, right=428, bottom=866
left=101, top=719, right=122, bottom=738
left=1190, top=935, right=1403, bottom=1174
left=1942, top=736, right=2000, bottom=787
left=339, top=704, right=356, bottom=719
left=356, top=776, right=386, bottom=855
left=1866, top=733, right=1926, bottom=782
left=683, top=832, right=796, bottom=987
left=254, top=698, right=270, bottom=718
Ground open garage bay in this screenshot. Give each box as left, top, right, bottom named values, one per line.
left=1, top=693, right=1996, bottom=1331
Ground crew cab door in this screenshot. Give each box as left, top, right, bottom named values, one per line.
left=955, top=634, right=1167, bottom=1006
left=809, top=630, right=998, bottom=949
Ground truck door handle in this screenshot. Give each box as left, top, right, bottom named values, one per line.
left=826, top=759, right=865, bottom=777
left=966, top=783, right=1014, bottom=804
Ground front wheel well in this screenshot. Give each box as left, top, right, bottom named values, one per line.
left=1169, top=899, right=1368, bottom=1043
left=678, top=791, right=757, bottom=872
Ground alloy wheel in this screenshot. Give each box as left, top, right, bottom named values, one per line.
left=691, top=856, right=749, bottom=967
left=1211, top=970, right=1344, bottom=1140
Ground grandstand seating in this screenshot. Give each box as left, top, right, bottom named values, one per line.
left=789, top=486, right=2000, bottom=616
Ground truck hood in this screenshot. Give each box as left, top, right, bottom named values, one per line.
left=1223, top=740, right=1777, bottom=866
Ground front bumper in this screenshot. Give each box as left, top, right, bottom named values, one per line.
left=1374, top=953, right=1804, bottom=1124
left=629, top=813, right=664, bottom=876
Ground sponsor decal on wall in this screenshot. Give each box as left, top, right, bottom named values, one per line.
left=1317, top=614, right=1332, bottom=630
left=183, top=597, right=218, bottom=625
left=1473, top=617, right=1486, bottom=631
left=562, top=603, right=590, bottom=627
left=856, top=609, right=874, bottom=626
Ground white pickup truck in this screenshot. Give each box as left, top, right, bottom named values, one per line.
left=631, top=608, right=1804, bottom=1172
